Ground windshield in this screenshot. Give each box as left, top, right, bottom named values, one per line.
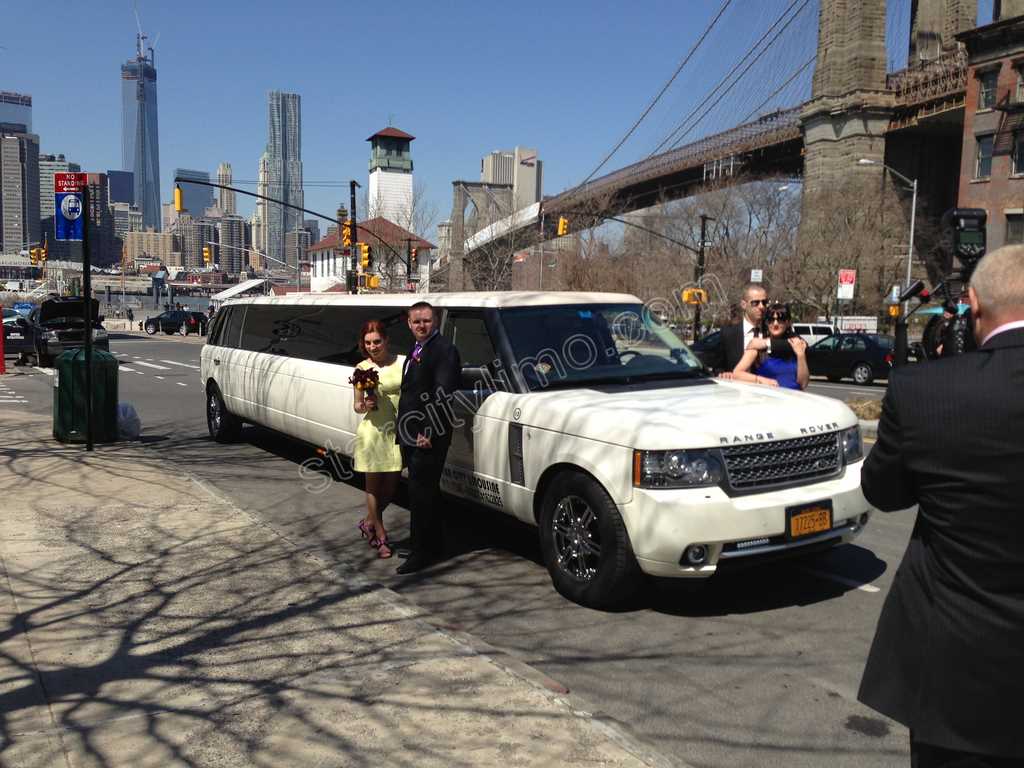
left=499, top=303, right=706, bottom=391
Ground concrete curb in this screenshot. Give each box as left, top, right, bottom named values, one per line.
left=184, top=470, right=693, bottom=768
left=859, top=419, right=879, bottom=439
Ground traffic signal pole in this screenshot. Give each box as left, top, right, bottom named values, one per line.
left=349, top=181, right=359, bottom=294
left=692, top=214, right=712, bottom=343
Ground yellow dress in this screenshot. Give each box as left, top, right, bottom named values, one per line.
left=353, top=357, right=404, bottom=473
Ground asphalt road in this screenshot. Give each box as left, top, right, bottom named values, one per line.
left=5, top=336, right=911, bottom=767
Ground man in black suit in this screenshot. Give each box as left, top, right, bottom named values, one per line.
left=710, top=283, right=769, bottom=373
left=858, top=245, right=1024, bottom=766
left=395, top=301, right=462, bottom=575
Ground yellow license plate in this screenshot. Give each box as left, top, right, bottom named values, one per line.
left=788, top=506, right=832, bottom=538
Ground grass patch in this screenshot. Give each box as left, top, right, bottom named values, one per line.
left=846, top=398, right=882, bottom=421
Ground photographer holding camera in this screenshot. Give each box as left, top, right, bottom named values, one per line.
left=858, top=244, right=1024, bottom=766
left=726, top=303, right=809, bottom=390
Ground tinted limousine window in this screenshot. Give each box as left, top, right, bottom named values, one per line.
left=222, top=303, right=413, bottom=365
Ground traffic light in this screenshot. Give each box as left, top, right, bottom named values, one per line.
left=342, top=220, right=352, bottom=247
left=367, top=275, right=381, bottom=289
left=202, top=246, right=211, bottom=265
left=557, top=216, right=569, bottom=237
left=888, top=304, right=902, bottom=318
left=682, top=288, right=708, bottom=305
left=410, top=247, right=418, bottom=266
left=174, top=184, right=183, bottom=213
left=29, top=248, right=38, bottom=265
left=359, top=243, right=371, bottom=269
left=40, top=241, right=47, bottom=262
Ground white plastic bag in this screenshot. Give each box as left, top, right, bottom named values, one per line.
left=117, top=402, right=142, bottom=441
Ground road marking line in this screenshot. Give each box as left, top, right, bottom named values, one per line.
left=118, top=365, right=138, bottom=373
left=134, top=361, right=170, bottom=370
left=160, top=360, right=200, bottom=370
left=176, top=382, right=187, bottom=387
left=155, top=375, right=165, bottom=380
left=32, top=367, right=54, bottom=376
left=0, top=398, right=27, bottom=403
left=796, top=566, right=880, bottom=593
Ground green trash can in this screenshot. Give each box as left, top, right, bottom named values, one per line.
left=53, top=348, right=119, bottom=443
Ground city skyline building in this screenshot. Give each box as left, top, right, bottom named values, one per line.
left=265, top=91, right=303, bottom=265
left=303, top=218, right=320, bottom=246
left=285, top=228, right=311, bottom=270
left=0, top=92, right=32, bottom=132
left=217, top=214, right=247, bottom=274
left=217, top=162, right=236, bottom=215
left=174, top=168, right=215, bottom=217
left=367, top=126, right=413, bottom=227
left=125, top=228, right=176, bottom=268
left=107, top=170, right=134, bottom=205
left=85, top=172, right=116, bottom=265
left=481, top=146, right=543, bottom=212
left=0, top=127, right=41, bottom=253
left=251, top=152, right=269, bottom=258
left=121, top=34, right=161, bottom=231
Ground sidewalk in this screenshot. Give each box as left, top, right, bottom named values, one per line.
left=0, top=410, right=672, bottom=768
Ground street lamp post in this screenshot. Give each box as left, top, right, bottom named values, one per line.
left=857, top=158, right=918, bottom=366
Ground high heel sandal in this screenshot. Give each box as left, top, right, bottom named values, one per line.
left=357, top=520, right=373, bottom=543
left=374, top=533, right=393, bottom=559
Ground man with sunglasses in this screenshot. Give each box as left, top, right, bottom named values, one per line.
left=710, top=283, right=769, bottom=373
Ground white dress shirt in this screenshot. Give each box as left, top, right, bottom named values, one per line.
left=982, top=319, right=1024, bottom=346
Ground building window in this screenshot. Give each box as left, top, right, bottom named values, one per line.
left=1008, top=215, right=1024, bottom=245
left=976, top=134, right=994, bottom=179
left=1016, top=70, right=1024, bottom=103
left=978, top=70, right=998, bottom=110
left=1015, top=132, right=1024, bottom=176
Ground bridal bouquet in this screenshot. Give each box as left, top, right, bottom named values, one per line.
left=349, top=367, right=381, bottom=410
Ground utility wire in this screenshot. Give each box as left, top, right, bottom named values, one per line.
left=576, top=0, right=733, bottom=188
left=648, top=0, right=809, bottom=157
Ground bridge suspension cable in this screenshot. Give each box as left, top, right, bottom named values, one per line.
left=740, top=54, right=815, bottom=123
left=648, top=0, right=813, bottom=157
left=576, top=0, right=734, bottom=189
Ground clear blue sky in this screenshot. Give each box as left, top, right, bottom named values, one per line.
left=4, top=0, right=993, bottom=237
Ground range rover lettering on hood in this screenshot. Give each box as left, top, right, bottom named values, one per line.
left=720, top=432, right=776, bottom=445
left=800, top=422, right=840, bottom=434
left=720, top=422, right=842, bottom=444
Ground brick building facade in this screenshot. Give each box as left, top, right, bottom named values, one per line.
left=956, top=15, right=1024, bottom=250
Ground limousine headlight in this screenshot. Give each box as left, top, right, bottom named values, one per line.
left=841, top=426, right=863, bottom=463
left=633, top=449, right=723, bottom=489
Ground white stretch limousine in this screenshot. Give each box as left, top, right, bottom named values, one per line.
left=201, top=292, right=871, bottom=607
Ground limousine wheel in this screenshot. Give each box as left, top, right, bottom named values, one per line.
left=207, top=385, right=241, bottom=443
left=539, top=472, right=641, bottom=609
left=144, top=322, right=157, bottom=335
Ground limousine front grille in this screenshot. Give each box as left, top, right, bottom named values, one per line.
left=720, top=432, right=841, bottom=493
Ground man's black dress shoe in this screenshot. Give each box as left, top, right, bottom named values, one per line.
left=396, top=555, right=432, bottom=574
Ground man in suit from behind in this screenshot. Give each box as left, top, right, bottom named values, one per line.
left=858, top=244, right=1024, bottom=766
left=395, top=301, right=462, bottom=575
left=712, top=283, right=769, bottom=373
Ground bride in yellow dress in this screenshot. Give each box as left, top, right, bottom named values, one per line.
left=352, top=320, right=404, bottom=558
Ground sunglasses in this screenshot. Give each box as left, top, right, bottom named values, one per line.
left=767, top=313, right=790, bottom=323
left=747, top=299, right=770, bottom=306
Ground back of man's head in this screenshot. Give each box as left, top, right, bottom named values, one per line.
left=971, top=245, right=1024, bottom=315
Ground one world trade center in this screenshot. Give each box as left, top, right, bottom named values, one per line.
left=121, top=33, right=161, bottom=231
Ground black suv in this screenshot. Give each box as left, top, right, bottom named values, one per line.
left=144, top=310, right=207, bottom=336
left=30, top=296, right=109, bottom=366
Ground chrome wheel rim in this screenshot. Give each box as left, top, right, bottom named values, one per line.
left=853, top=365, right=870, bottom=384
left=552, top=494, right=601, bottom=582
left=208, top=393, right=221, bottom=433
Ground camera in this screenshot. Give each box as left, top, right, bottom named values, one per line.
left=919, top=209, right=986, bottom=359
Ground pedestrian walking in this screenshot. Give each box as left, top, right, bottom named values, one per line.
left=394, top=301, right=461, bottom=575
left=352, top=320, right=403, bottom=559
left=126, top=307, right=134, bottom=323
left=858, top=244, right=1024, bottom=765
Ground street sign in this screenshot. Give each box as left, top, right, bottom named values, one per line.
left=750, top=268, right=763, bottom=283
left=837, top=269, right=857, bottom=301
left=54, top=173, right=88, bottom=241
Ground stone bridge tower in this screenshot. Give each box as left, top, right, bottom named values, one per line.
left=798, top=0, right=979, bottom=304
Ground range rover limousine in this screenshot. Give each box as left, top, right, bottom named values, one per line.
left=200, top=292, right=871, bottom=607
